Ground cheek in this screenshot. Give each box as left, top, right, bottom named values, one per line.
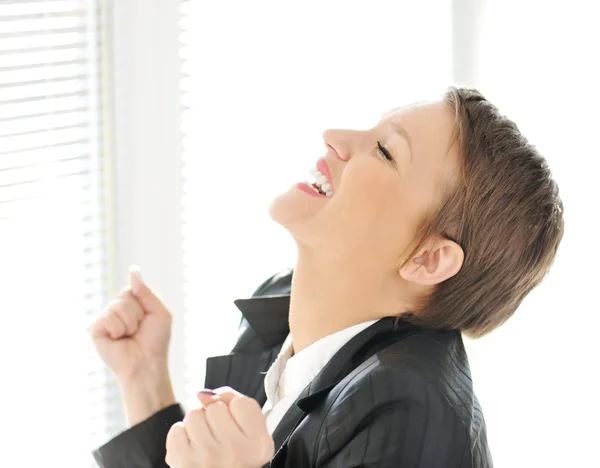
left=332, top=169, right=403, bottom=238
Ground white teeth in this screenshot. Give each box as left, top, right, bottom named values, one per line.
left=307, top=166, right=334, bottom=196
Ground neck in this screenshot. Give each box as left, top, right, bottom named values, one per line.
left=288, top=245, right=408, bottom=354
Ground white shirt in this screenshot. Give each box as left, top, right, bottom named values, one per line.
left=261, top=320, right=379, bottom=434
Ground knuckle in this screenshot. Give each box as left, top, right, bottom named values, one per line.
left=166, top=421, right=185, bottom=443
left=117, top=300, right=136, bottom=317
left=107, top=299, right=125, bottom=315
left=104, top=314, right=118, bottom=330
left=231, top=394, right=258, bottom=413
left=183, top=408, right=203, bottom=425
left=204, top=401, right=226, bottom=418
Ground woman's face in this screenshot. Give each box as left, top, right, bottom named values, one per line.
left=269, top=100, right=460, bottom=268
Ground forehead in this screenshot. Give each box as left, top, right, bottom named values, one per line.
left=382, top=100, right=457, bottom=154
left=383, top=100, right=460, bottom=182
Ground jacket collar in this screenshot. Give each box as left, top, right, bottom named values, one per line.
left=234, top=294, right=291, bottom=346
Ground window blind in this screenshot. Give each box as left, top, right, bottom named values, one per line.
left=0, top=1, right=121, bottom=466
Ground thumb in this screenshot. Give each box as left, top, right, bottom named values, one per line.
left=128, top=265, right=166, bottom=315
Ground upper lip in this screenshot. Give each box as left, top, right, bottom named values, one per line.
left=316, top=157, right=333, bottom=188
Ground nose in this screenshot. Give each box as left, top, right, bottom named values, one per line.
left=322, top=128, right=356, bottom=162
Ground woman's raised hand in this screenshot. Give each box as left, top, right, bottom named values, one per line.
left=88, top=265, right=176, bottom=425
left=89, top=265, right=172, bottom=380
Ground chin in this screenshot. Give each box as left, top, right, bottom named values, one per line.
left=268, top=187, right=321, bottom=241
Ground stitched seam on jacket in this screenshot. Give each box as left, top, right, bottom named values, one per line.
left=312, top=362, right=473, bottom=466
left=391, top=352, right=471, bottom=415
left=415, top=334, right=472, bottom=383
left=403, top=366, right=474, bottom=464
left=312, top=358, right=380, bottom=466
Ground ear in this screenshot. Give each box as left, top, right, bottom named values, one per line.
left=399, top=236, right=464, bottom=286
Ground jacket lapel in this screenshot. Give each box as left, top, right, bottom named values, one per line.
left=234, top=294, right=291, bottom=346
left=204, top=295, right=290, bottom=402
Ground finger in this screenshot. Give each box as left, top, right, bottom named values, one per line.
left=128, top=265, right=168, bottom=316
left=110, top=301, right=138, bottom=336
left=212, top=386, right=243, bottom=405
left=205, top=401, right=245, bottom=444
left=124, top=291, right=145, bottom=324
left=104, top=313, right=127, bottom=339
left=228, top=395, right=267, bottom=437
left=183, top=408, right=218, bottom=446
left=211, top=387, right=265, bottom=437
left=117, top=289, right=144, bottom=320
left=112, top=294, right=144, bottom=335
left=89, top=313, right=126, bottom=340
left=197, top=390, right=220, bottom=408
left=87, top=315, right=109, bottom=339
left=165, top=422, right=192, bottom=467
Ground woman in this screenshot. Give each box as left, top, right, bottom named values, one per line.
left=90, top=86, right=564, bottom=467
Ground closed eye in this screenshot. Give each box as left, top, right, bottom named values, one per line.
left=376, top=141, right=394, bottom=162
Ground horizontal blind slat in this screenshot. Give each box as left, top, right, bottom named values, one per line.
left=0, top=60, right=92, bottom=86
left=0, top=44, right=87, bottom=67
left=0, top=75, right=91, bottom=101
left=0, top=171, right=104, bottom=206
left=0, top=31, right=88, bottom=52
left=0, top=42, right=88, bottom=57
left=0, top=3, right=86, bottom=18
left=0, top=157, right=90, bottom=187
left=0, top=141, right=91, bottom=169
left=0, top=26, right=86, bottom=40
left=0, top=92, right=89, bottom=118
left=0, top=58, right=88, bottom=73
left=0, top=125, right=93, bottom=153
left=0, top=109, right=93, bottom=137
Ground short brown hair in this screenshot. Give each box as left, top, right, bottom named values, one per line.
left=399, top=86, right=565, bottom=338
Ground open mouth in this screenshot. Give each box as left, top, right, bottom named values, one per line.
left=307, top=159, right=334, bottom=197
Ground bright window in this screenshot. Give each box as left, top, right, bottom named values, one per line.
left=0, top=1, right=120, bottom=466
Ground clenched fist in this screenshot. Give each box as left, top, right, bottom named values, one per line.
left=166, top=387, right=275, bottom=468
left=88, top=265, right=176, bottom=425
left=89, top=265, right=172, bottom=380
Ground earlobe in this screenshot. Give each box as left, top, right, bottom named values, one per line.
left=400, top=239, right=464, bottom=286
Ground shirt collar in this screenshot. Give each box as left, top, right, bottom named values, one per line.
left=263, top=319, right=380, bottom=407
left=283, top=321, right=379, bottom=394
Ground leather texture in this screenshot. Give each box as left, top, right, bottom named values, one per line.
left=93, top=268, right=493, bottom=467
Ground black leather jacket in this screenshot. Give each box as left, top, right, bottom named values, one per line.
left=93, top=269, right=493, bottom=467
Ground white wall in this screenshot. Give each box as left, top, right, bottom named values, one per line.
left=109, top=0, right=186, bottom=405
left=454, top=1, right=600, bottom=466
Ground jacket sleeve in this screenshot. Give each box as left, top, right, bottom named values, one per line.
left=314, top=368, right=473, bottom=468
left=92, top=403, right=184, bottom=468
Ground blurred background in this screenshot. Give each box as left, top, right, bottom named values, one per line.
left=1, top=0, right=598, bottom=466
